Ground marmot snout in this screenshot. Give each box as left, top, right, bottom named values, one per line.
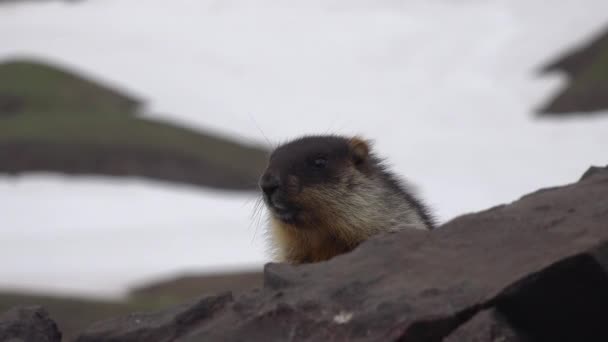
left=259, top=135, right=434, bottom=264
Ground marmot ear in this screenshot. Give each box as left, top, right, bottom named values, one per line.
left=349, top=137, right=370, bottom=165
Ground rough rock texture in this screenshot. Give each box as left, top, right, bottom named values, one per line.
left=539, top=26, right=608, bottom=115
left=0, top=306, right=61, bottom=342
left=129, top=271, right=263, bottom=301
left=75, top=294, right=232, bottom=342
left=61, top=165, right=608, bottom=340
left=444, top=309, right=524, bottom=342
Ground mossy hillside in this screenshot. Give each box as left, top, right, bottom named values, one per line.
left=0, top=111, right=267, bottom=174
left=569, top=44, right=608, bottom=92
left=0, top=59, right=268, bottom=182
left=0, top=60, right=139, bottom=114
left=540, top=27, right=608, bottom=114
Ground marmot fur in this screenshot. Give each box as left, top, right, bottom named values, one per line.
left=259, top=135, right=435, bottom=264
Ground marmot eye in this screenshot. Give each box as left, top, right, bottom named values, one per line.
left=312, top=157, right=328, bottom=169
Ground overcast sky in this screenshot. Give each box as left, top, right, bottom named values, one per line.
left=1, top=0, right=608, bottom=298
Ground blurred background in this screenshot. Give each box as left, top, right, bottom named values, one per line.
left=1, top=0, right=607, bottom=337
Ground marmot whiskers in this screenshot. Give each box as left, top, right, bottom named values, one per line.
left=259, top=135, right=435, bottom=264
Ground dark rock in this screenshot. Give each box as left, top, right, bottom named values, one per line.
left=580, top=164, right=608, bottom=181
left=444, top=309, right=524, bottom=342
left=73, top=165, right=608, bottom=341
left=492, top=241, right=608, bottom=341
left=75, top=292, right=232, bottom=342
left=0, top=306, right=61, bottom=342
left=262, top=263, right=302, bottom=291
left=129, top=271, right=263, bottom=302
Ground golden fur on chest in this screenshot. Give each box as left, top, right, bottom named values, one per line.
left=260, top=135, right=434, bottom=264
left=269, top=217, right=357, bottom=263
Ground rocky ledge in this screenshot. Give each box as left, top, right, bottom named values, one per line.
left=0, top=306, right=62, bottom=342
left=2, top=165, right=608, bottom=341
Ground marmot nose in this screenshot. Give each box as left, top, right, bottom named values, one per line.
left=260, top=173, right=280, bottom=197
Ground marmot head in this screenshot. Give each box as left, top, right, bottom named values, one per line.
left=259, top=135, right=371, bottom=228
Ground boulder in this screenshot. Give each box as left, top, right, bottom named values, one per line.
left=65, top=164, right=608, bottom=341
left=75, top=293, right=232, bottom=342
left=0, top=306, right=61, bottom=342
left=443, top=309, right=523, bottom=342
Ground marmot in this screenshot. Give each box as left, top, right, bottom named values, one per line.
left=259, top=135, right=435, bottom=264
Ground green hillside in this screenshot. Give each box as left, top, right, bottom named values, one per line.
left=539, top=26, right=608, bottom=115
left=0, top=59, right=268, bottom=189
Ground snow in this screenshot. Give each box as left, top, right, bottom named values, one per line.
left=1, top=0, right=607, bottom=298
left=0, top=177, right=266, bottom=298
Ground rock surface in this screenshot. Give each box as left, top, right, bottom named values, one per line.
left=129, top=271, right=263, bottom=301
left=70, top=164, right=608, bottom=341
left=6, top=165, right=607, bottom=341
left=0, top=306, right=61, bottom=342
left=75, top=294, right=232, bottom=342
left=443, top=309, right=524, bottom=342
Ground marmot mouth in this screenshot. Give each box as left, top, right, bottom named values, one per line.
left=274, top=209, right=298, bottom=224
left=267, top=199, right=300, bottom=224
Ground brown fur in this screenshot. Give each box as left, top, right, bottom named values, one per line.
left=260, top=135, right=434, bottom=264
left=269, top=217, right=353, bottom=263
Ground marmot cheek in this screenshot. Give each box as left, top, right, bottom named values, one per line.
left=286, top=175, right=301, bottom=194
